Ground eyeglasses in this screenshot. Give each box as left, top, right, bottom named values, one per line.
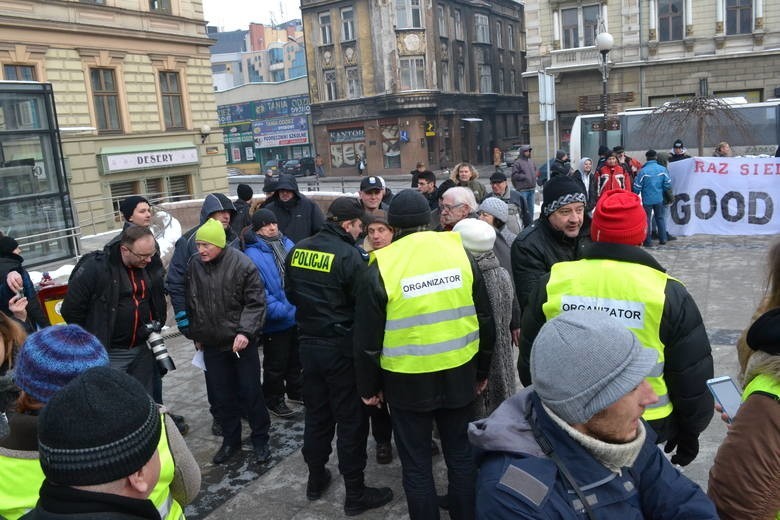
left=124, top=247, right=154, bottom=261
left=439, top=203, right=465, bottom=212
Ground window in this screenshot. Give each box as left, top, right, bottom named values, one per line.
left=3, top=65, right=36, bottom=81
left=319, top=12, right=332, bottom=45
left=341, top=7, right=355, bottom=41
left=438, top=5, right=447, bottom=36
left=496, top=21, right=503, bottom=48
left=90, top=68, right=122, bottom=133
left=498, top=69, right=505, bottom=93
left=441, top=61, right=450, bottom=91
left=479, top=64, right=492, bottom=93
left=455, top=63, right=464, bottom=91
left=400, top=56, right=425, bottom=90
left=159, top=71, right=184, bottom=130
left=507, top=24, right=515, bottom=50
left=169, top=175, right=192, bottom=199
left=146, top=178, right=164, bottom=199
left=149, top=0, right=170, bottom=11
left=381, top=123, right=401, bottom=168
left=324, top=70, right=337, bottom=101
left=658, top=0, right=683, bottom=41
left=396, top=0, right=422, bottom=28
left=726, top=0, right=752, bottom=34
left=475, top=14, right=490, bottom=43
left=561, top=5, right=600, bottom=48
left=510, top=70, right=517, bottom=94
left=111, top=181, right=139, bottom=220
left=453, top=9, right=463, bottom=40
left=346, top=67, right=361, bottom=98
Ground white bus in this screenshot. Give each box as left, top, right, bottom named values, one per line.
left=568, top=99, right=780, bottom=163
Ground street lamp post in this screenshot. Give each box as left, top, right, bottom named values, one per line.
left=595, top=31, right=614, bottom=148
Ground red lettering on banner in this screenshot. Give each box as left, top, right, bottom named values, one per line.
left=694, top=161, right=729, bottom=174
left=739, top=163, right=780, bottom=175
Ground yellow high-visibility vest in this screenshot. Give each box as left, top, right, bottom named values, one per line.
left=543, top=259, right=673, bottom=421
left=374, top=231, right=479, bottom=374
left=743, top=373, right=780, bottom=401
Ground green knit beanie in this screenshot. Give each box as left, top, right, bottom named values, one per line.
left=195, top=218, right=226, bottom=248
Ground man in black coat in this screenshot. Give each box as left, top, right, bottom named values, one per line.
left=262, top=174, right=325, bottom=243
left=354, top=190, right=495, bottom=519
left=510, top=176, right=589, bottom=312
left=284, top=197, right=392, bottom=516
left=186, top=218, right=271, bottom=465
left=62, top=226, right=166, bottom=395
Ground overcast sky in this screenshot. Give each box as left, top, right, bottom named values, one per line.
left=202, top=0, right=302, bottom=31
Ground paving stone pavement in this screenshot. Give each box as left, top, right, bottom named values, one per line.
left=142, top=233, right=774, bottom=519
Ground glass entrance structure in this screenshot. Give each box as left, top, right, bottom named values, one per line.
left=0, top=81, right=76, bottom=266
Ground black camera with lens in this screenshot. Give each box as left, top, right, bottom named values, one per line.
left=143, top=321, right=176, bottom=372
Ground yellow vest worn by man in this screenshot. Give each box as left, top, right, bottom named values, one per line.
left=373, top=231, right=479, bottom=374
left=543, top=258, right=673, bottom=421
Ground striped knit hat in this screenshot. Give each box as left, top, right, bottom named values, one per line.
left=38, top=367, right=161, bottom=485
left=14, top=325, right=109, bottom=403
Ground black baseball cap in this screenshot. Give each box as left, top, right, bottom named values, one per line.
left=360, top=176, right=383, bottom=192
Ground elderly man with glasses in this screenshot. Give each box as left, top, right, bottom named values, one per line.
left=62, top=225, right=167, bottom=395
left=438, top=186, right=478, bottom=231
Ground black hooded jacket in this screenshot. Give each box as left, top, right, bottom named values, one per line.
left=261, top=175, right=324, bottom=243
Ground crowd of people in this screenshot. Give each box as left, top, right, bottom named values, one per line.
left=0, top=141, right=777, bottom=519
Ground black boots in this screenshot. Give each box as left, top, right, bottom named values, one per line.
left=306, top=468, right=332, bottom=501
left=343, top=476, right=393, bottom=516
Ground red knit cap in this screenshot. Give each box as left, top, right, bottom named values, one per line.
left=591, top=189, right=647, bottom=245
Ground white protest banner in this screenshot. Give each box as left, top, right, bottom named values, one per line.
left=667, top=157, right=780, bottom=236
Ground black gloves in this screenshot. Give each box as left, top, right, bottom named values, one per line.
left=664, top=434, right=699, bottom=466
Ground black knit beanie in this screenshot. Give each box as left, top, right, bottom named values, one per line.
left=237, top=184, right=253, bottom=201
left=37, top=366, right=161, bottom=486
left=252, top=208, right=278, bottom=231
left=0, top=236, right=19, bottom=255
left=388, top=189, right=431, bottom=229
left=542, top=175, right=587, bottom=217
left=119, top=196, right=149, bottom=222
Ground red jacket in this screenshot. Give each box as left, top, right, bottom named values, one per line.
left=596, top=164, right=632, bottom=199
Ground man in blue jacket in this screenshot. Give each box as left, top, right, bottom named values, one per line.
left=633, top=149, right=672, bottom=246
left=470, top=311, right=718, bottom=519
left=244, top=209, right=302, bottom=419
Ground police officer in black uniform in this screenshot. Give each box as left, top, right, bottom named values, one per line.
left=285, top=197, right=393, bottom=516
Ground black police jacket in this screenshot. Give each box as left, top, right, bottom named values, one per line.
left=285, top=222, right=367, bottom=344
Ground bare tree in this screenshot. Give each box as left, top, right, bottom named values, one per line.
left=638, top=96, right=752, bottom=156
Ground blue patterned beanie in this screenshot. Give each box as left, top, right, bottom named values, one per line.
left=14, top=325, right=109, bottom=403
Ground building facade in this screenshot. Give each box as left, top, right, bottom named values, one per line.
left=0, top=0, right=225, bottom=235
left=523, top=0, right=780, bottom=161
left=301, top=0, right=528, bottom=176
left=210, top=22, right=306, bottom=90
left=215, top=77, right=314, bottom=174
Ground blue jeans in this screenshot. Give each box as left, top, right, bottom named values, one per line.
left=519, top=189, right=535, bottom=225
left=390, top=403, right=476, bottom=520
left=644, top=203, right=667, bottom=244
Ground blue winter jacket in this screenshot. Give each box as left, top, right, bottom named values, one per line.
left=244, top=235, right=296, bottom=334
left=165, top=193, right=239, bottom=313
left=469, top=389, right=718, bottom=519
left=633, top=160, right=672, bottom=206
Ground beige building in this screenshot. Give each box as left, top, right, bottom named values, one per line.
left=0, top=0, right=226, bottom=234
left=523, top=0, right=780, bottom=160
left=301, top=0, right=528, bottom=176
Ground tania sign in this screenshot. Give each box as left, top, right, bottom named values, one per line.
left=667, top=157, right=779, bottom=235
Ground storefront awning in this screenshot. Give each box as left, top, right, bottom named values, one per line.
left=98, top=142, right=199, bottom=175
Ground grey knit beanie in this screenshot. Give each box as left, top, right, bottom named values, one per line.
left=531, top=310, right=658, bottom=424
left=478, top=197, right=509, bottom=225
